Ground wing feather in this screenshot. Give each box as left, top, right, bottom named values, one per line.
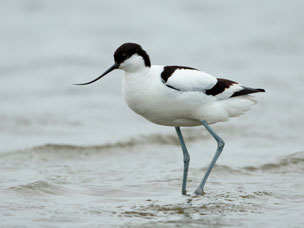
left=163, top=66, right=217, bottom=92
left=161, top=66, right=265, bottom=99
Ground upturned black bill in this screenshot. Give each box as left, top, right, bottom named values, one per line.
left=74, top=63, right=119, bottom=85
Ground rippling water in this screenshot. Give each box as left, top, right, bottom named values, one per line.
left=1, top=138, right=304, bottom=227
left=1, top=0, right=304, bottom=227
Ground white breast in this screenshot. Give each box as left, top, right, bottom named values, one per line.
left=122, top=65, right=259, bottom=126
left=122, top=66, right=162, bottom=117
left=122, top=66, right=211, bottom=126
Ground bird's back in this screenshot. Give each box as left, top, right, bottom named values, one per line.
left=122, top=65, right=265, bottom=126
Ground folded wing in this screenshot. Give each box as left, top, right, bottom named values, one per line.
left=162, top=66, right=265, bottom=100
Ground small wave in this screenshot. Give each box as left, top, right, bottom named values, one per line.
left=196, top=164, right=248, bottom=176
left=1, top=125, right=268, bottom=160
left=2, top=133, right=303, bottom=174
left=243, top=151, right=304, bottom=173
left=0, top=130, right=209, bottom=160
left=198, top=152, right=304, bottom=175
left=7, top=180, right=68, bottom=196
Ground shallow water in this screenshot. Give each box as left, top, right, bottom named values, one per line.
left=1, top=139, right=304, bottom=227
left=1, top=0, right=304, bottom=227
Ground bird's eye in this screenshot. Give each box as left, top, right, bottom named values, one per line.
left=122, top=53, right=128, bottom=58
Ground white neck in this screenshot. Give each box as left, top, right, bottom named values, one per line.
left=119, top=54, right=150, bottom=73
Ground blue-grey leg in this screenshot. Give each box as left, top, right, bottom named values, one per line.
left=175, top=127, right=190, bottom=195
left=194, top=120, right=225, bottom=195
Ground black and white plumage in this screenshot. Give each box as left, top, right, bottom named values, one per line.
left=161, top=65, right=264, bottom=98
left=76, top=43, right=265, bottom=125
left=76, top=43, right=265, bottom=195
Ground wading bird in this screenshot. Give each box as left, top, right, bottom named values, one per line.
left=75, top=43, right=265, bottom=195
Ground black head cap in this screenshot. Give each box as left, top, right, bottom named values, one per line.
left=114, top=43, right=151, bottom=67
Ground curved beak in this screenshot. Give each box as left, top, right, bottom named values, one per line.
left=74, top=63, right=119, bottom=85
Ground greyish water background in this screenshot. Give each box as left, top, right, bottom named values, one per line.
left=1, top=0, right=304, bottom=227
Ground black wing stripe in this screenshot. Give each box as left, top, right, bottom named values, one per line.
left=161, top=65, right=198, bottom=82
left=205, top=78, right=236, bottom=96
left=166, top=85, right=180, bottom=91
left=231, top=87, right=265, bottom=97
